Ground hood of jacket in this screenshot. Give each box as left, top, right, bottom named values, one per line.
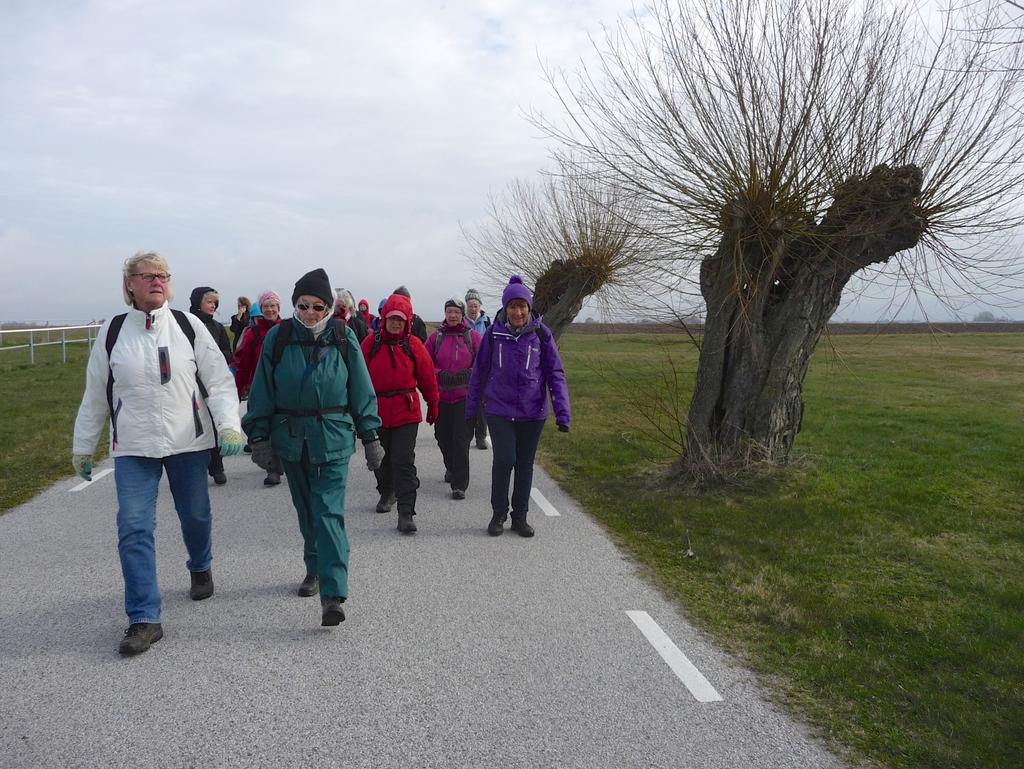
left=380, top=294, right=414, bottom=340
left=189, top=286, right=217, bottom=313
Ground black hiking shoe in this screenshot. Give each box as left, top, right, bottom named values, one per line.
left=264, top=471, right=282, bottom=486
left=298, top=574, right=319, bottom=597
left=487, top=514, right=505, bottom=537
left=476, top=439, right=488, bottom=450
left=444, top=470, right=452, bottom=483
left=397, top=511, right=417, bottom=534
left=119, top=623, right=163, bottom=656
left=375, top=493, right=395, bottom=513
left=510, top=517, right=535, bottom=537
left=451, top=489, right=465, bottom=500
left=189, top=569, right=214, bottom=600
left=321, top=597, right=345, bottom=626
left=212, top=471, right=227, bottom=485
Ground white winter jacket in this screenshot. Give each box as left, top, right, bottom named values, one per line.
left=73, top=303, right=241, bottom=458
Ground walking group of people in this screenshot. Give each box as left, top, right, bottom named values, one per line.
left=72, top=252, right=571, bottom=656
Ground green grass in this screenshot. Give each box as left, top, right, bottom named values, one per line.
left=0, top=341, right=107, bottom=509
left=538, top=332, right=1024, bottom=769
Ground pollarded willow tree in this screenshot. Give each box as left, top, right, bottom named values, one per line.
left=540, top=0, right=1024, bottom=473
left=464, top=159, right=662, bottom=340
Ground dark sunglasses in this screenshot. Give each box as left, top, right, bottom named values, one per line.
left=296, top=302, right=328, bottom=312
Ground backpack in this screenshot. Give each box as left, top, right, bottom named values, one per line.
left=368, top=329, right=415, bottom=364
left=270, top=317, right=349, bottom=372
left=433, top=327, right=476, bottom=363
left=267, top=318, right=353, bottom=423
left=105, top=309, right=206, bottom=417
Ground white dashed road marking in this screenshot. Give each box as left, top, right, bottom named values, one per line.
left=627, top=610, right=723, bottom=702
left=530, top=487, right=561, bottom=517
left=70, top=468, right=114, bottom=492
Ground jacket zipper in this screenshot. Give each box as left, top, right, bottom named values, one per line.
left=525, top=345, right=532, bottom=369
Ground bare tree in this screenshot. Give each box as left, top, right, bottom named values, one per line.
left=463, top=158, right=661, bottom=339
left=537, top=0, right=1024, bottom=474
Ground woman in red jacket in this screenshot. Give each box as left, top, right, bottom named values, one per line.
left=361, top=293, right=439, bottom=534
left=231, top=290, right=284, bottom=485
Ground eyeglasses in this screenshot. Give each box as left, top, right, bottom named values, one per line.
left=130, top=272, right=171, bottom=283
left=296, top=303, right=328, bottom=312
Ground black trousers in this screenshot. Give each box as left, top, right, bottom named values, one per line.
left=434, top=399, right=471, bottom=491
left=207, top=445, right=224, bottom=476
left=473, top=403, right=488, bottom=444
left=374, top=422, right=420, bottom=514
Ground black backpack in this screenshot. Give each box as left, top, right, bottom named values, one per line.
left=270, top=317, right=350, bottom=371
left=368, top=329, right=415, bottom=364
left=105, top=309, right=206, bottom=417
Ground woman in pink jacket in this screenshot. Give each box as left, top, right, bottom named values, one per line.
left=426, top=298, right=482, bottom=500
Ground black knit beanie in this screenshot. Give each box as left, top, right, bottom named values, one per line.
left=292, top=268, right=333, bottom=307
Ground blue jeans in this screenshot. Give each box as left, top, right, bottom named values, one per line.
left=486, top=417, right=546, bottom=520
left=114, top=450, right=212, bottom=624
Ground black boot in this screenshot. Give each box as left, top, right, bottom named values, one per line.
left=321, top=597, right=345, bottom=626
left=487, top=514, right=505, bottom=537
left=510, top=515, right=535, bottom=538
left=375, top=493, right=395, bottom=513
left=118, top=622, right=163, bottom=655
left=189, top=569, right=214, bottom=600
left=298, top=574, right=319, bottom=597
left=397, top=511, right=417, bottom=534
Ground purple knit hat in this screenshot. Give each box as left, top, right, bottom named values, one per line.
left=501, top=275, right=533, bottom=309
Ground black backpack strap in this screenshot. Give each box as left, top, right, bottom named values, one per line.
left=329, top=318, right=349, bottom=366
left=369, top=330, right=384, bottom=360
left=105, top=313, right=128, bottom=417
left=463, top=328, right=475, bottom=363
left=270, top=320, right=293, bottom=369
left=171, top=309, right=208, bottom=400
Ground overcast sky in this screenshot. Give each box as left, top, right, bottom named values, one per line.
left=0, top=1, right=1018, bottom=325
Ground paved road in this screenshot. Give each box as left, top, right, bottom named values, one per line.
left=1, top=425, right=845, bottom=769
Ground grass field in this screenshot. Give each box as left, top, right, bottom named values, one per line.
left=2, top=332, right=1021, bottom=769
left=538, top=332, right=1023, bottom=769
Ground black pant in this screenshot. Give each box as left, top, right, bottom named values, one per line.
left=434, top=399, right=471, bottom=491
left=487, top=417, right=545, bottom=520
left=473, top=403, right=488, bottom=444
left=374, top=423, right=420, bottom=514
left=207, top=445, right=224, bottom=476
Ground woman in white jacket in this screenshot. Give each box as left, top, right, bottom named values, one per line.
left=72, top=252, right=242, bottom=656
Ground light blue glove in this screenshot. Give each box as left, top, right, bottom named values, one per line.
left=72, top=453, right=93, bottom=481
left=218, top=428, right=243, bottom=457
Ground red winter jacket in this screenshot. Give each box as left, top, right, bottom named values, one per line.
left=231, top=316, right=279, bottom=398
left=360, top=294, right=439, bottom=429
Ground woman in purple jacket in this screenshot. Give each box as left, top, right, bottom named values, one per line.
left=465, top=275, right=571, bottom=537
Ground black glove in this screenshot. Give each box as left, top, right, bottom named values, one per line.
left=557, top=424, right=569, bottom=433
left=362, top=438, right=384, bottom=472
left=250, top=439, right=274, bottom=471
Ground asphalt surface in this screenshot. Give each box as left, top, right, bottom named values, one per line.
left=1, top=423, right=846, bottom=769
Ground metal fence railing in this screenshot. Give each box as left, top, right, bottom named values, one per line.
left=0, top=324, right=103, bottom=364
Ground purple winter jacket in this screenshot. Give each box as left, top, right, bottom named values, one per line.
left=465, top=311, right=571, bottom=427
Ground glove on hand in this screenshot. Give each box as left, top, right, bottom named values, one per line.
left=557, top=424, right=569, bottom=433
left=426, top=402, right=439, bottom=425
left=363, top=439, right=384, bottom=472
left=72, top=453, right=93, bottom=481
left=218, top=428, right=243, bottom=457
left=250, top=439, right=274, bottom=471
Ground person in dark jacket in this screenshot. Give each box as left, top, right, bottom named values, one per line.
left=243, top=268, right=383, bottom=625
left=357, top=298, right=374, bottom=329
left=427, top=297, right=482, bottom=500
left=229, top=296, right=251, bottom=353
left=361, top=293, right=439, bottom=534
left=465, top=276, right=571, bottom=538
left=190, top=286, right=233, bottom=485
left=391, top=285, right=428, bottom=343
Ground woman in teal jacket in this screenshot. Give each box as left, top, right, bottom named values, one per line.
left=242, top=268, right=383, bottom=626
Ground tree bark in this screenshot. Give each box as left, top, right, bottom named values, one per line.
left=532, top=259, right=595, bottom=341
left=683, top=164, right=925, bottom=473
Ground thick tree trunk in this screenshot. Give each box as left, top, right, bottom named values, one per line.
left=683, top=164, right=925, bottom=474
left=532, top=259, right=595, bottom=341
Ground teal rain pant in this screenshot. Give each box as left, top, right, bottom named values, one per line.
left=282, top=448, right=351, bottom=600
